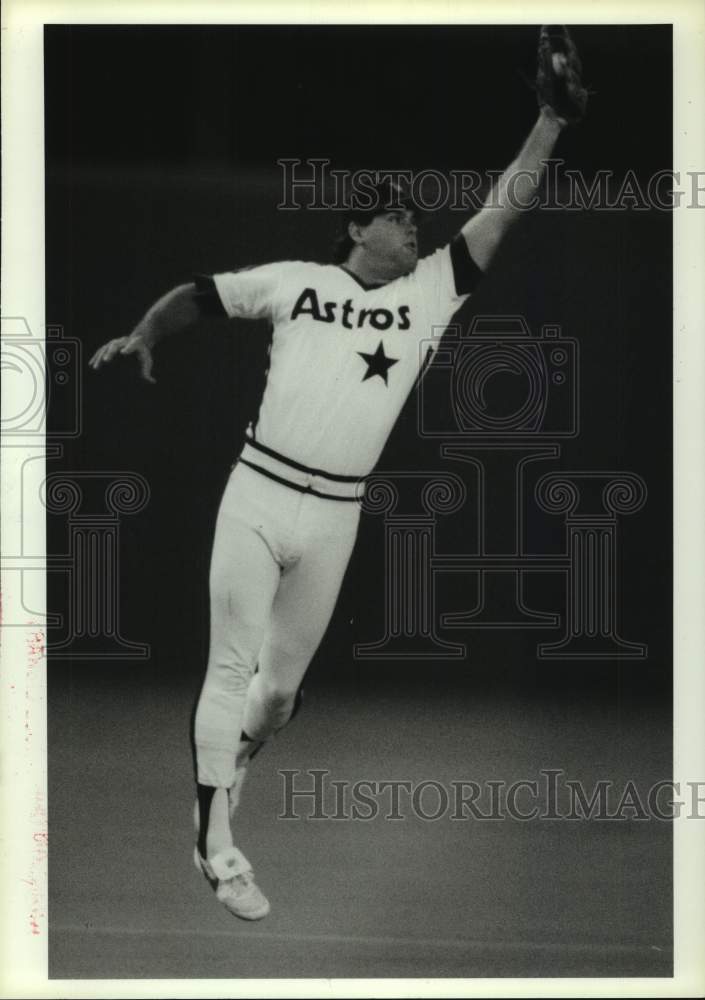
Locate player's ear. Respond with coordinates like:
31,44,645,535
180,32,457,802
348,220,365,247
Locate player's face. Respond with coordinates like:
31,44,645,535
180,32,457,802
358,209,419,276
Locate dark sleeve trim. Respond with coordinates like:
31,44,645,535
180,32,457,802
450,234,484,296
193,274,228,318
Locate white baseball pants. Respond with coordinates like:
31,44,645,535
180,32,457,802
194,458,361,788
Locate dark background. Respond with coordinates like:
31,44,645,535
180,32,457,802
45,25,673,978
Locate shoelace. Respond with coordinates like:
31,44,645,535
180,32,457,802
222,868,255,892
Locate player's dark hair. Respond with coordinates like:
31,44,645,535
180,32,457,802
330,178,418,264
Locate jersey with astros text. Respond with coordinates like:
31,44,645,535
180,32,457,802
203,239,480,477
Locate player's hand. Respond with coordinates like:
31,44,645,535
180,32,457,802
535,26,588,127
89,333,156,384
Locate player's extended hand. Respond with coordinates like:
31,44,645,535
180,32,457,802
89,333,156,384
536,25,588,127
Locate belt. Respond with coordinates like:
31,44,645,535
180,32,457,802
237,438,366,502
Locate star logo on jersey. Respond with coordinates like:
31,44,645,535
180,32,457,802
357,341,399,385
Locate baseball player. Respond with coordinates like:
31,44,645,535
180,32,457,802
90,27,587,921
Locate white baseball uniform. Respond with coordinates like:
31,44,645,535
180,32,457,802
194,237,481,788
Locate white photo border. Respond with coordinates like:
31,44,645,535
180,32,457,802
1,1,703,997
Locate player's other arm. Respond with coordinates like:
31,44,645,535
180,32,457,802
89,282,201,383
89,264,280,383
461,25,587,272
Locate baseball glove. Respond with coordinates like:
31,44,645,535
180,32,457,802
536,25,588,125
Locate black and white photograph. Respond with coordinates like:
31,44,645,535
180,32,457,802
2,1,704,995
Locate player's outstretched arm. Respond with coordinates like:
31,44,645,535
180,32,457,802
460,109,563,271
89,282,201,383
460,25,588,272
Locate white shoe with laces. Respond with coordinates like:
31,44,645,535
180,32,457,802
193,844,270,921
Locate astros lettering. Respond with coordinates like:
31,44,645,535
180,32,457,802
291,287,411,331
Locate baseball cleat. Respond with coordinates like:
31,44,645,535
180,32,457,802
193,844,270,920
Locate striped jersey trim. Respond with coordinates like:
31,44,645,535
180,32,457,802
245,434,364,482
238,440,365,501
238,459,363,502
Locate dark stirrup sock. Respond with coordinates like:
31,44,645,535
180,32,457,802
196,784,216,858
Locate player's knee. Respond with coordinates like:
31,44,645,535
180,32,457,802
205,655,256,696
258,674,300,711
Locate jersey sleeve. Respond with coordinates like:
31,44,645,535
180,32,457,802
449,234,485,296
412,237,483,320
199,262,290,321
409,238,483,361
